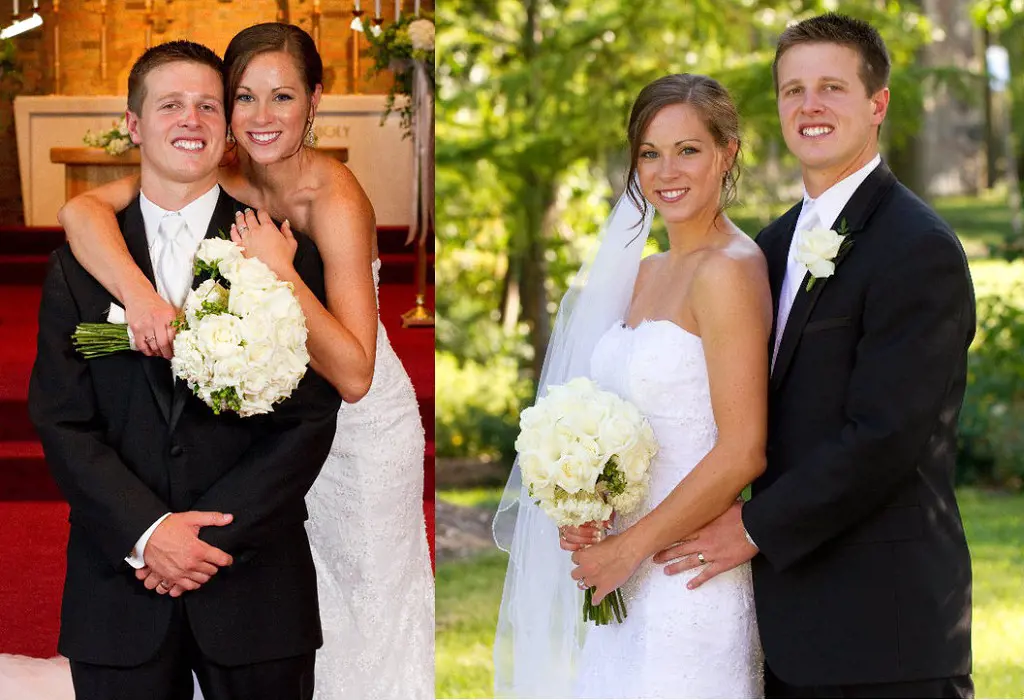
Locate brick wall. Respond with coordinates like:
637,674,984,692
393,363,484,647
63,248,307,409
0,0,432,223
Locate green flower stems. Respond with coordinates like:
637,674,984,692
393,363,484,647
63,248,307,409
72,323,132,359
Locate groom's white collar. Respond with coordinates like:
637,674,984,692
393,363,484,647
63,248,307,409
139,184,222,250
798,154,881,232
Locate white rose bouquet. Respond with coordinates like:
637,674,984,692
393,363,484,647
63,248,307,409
516,376,657,625
72,238,309,417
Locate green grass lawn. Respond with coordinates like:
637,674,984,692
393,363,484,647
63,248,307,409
436,488,1024,699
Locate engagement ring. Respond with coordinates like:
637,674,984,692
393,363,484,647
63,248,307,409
697,552,707,565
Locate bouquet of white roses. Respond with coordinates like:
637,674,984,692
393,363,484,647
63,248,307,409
73,238,309,417
515,376,657,625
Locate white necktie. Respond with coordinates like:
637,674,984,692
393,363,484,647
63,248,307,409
154,212,193,309
772,208,819,370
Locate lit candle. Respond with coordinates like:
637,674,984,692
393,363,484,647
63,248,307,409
354,0,360,10
395,0,400,20
414,0,420,14
374,0,381,18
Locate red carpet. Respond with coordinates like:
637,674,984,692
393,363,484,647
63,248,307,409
0,225,434,658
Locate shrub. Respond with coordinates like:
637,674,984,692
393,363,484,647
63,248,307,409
959,292,1024,490
436,352,533,462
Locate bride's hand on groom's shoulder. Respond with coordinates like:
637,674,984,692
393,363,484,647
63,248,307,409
653,501,757,590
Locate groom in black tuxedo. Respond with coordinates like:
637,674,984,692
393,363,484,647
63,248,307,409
662,13,975,699
29,41,340,700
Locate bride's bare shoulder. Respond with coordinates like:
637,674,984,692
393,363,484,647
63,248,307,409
692,234,769,299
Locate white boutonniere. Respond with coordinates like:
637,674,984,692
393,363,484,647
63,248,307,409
795,218,852,292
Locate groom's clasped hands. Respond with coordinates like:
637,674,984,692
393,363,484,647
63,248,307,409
135,511,235,598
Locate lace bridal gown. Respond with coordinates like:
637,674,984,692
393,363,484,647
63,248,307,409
305,258,434,699
573,318,763,699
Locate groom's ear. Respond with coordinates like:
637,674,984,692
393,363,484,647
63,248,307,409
125,110,142,146
870,87,890,126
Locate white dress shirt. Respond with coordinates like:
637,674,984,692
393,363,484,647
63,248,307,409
125,184,221,569
771,154,881,370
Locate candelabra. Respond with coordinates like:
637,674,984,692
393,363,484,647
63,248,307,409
99,0,108,82
349,8,365,94
52,0,61,93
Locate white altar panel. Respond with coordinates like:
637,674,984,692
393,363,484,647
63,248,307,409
14,94,413,227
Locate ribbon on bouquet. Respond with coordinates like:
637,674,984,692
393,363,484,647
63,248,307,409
405,58,434,246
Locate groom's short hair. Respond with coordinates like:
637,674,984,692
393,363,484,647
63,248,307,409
772,13,891,97
127,40,225,115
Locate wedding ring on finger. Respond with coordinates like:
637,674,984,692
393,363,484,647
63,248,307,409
144,336,157,345
237,225,249,234
697,552,707,565
157,580,170,591
577,578,587,590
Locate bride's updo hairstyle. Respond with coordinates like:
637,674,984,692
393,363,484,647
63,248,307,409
624,73,742,221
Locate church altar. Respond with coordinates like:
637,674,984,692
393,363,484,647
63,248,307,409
14,95,412,227
49,147,348,202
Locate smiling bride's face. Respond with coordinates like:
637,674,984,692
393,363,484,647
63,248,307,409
636,103,733,227
231,50,322,165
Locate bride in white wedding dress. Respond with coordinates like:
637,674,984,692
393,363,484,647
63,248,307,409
494,74,770,698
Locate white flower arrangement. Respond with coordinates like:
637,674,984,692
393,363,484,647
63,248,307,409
170,239,309,416
796,217,851,291
73,238,309,418
516,376,657,624
407,18,435,51
82,117,136,156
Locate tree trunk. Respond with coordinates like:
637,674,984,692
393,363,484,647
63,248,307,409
518,173,555,382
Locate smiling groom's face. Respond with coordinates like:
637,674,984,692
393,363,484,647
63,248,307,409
125,60,226,190
776,42,889,192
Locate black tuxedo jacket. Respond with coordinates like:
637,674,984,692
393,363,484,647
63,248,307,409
28,190,342,667
745,163,975,686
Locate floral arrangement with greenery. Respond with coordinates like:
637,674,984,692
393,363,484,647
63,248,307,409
365,13,435,134
83,116,136,156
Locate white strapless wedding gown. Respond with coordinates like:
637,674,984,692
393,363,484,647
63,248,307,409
0,260,434,700
573,319,763,699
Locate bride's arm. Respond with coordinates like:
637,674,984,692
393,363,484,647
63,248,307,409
571,250,771,600
58,175,178,358
234,163,377,403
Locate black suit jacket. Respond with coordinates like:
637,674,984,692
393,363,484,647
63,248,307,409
745,163,975,686
28,190,342,667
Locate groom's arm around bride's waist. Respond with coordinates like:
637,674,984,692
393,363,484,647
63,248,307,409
744,224,974,571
